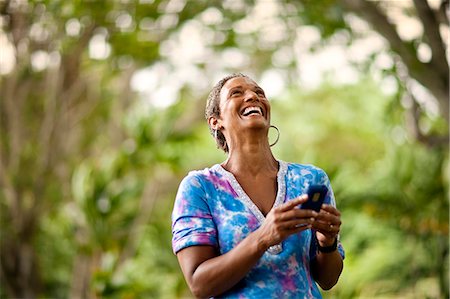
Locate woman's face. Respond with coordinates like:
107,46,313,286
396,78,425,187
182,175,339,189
217,76,271,134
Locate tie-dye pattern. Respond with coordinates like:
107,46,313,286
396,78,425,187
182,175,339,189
172,161,345,298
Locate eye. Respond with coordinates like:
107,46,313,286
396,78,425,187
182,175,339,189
230,90,242,96
256,89,265,97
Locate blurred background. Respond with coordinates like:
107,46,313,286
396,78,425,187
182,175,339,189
0,0,448,298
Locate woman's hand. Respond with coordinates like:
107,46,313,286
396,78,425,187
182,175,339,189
256,195,318,249
176,196,317,298
313,204,342,247
310,204,343,290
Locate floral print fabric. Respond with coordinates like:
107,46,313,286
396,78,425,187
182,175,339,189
172,161,344,298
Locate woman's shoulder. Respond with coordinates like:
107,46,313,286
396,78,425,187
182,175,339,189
285,161,328,177
179,164,221,187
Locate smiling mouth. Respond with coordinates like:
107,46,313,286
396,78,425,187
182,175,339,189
242,106,263,116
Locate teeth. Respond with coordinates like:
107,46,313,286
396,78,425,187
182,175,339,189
243,106,262,116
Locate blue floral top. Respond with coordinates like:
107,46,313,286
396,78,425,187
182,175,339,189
172,161,345,298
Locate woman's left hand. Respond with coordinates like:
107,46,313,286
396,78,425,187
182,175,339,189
313,204,341,247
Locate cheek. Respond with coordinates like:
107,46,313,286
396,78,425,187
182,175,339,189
220,101,240,117
264,101,271,116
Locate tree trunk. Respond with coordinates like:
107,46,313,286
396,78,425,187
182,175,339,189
340,0,449,124
0,233,41,298
69,253,94,299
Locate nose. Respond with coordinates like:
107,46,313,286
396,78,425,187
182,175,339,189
244,90,259,102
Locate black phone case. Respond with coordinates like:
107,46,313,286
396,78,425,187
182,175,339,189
301,185,328,212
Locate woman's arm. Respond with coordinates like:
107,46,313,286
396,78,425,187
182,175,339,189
176,195,317,298
311,249,343,290
311,204,344,290
176,230,266,298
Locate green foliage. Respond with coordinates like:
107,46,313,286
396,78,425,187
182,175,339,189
1,1,448,298
296,0,347,37
268,80,448,299
38,207,78,297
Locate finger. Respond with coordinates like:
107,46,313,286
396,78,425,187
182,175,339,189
315,215,340,228
316,210,341,224
314,219,341,230
287,222,314,234
314,219,341,235
279,195,308,212
313,221,340,234
291,208,318,219
280,217,315,230
290,224,312,234
278,208,317,222
320,204,341,216
313,220,341,232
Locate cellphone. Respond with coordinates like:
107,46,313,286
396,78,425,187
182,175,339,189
301,185,328,212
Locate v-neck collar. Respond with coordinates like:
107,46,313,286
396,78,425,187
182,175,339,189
215,160,288,224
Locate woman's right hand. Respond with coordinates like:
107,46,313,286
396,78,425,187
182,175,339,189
257,195,317,248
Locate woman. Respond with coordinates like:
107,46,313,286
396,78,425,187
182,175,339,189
171,73,344,298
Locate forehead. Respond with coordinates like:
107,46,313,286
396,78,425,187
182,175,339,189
220,77,261,97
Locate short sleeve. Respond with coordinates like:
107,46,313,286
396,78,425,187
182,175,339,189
171,173,218,254
309,168,345,260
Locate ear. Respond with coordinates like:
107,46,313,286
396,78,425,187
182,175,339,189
208,116,222,131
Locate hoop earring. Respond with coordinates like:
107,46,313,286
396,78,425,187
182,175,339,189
269,125,280,147
214,129,218,140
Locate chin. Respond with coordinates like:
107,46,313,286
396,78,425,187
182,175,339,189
246,121,270,130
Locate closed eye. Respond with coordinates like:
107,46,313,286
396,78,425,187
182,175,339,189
230,90,242,96
255,89,265,97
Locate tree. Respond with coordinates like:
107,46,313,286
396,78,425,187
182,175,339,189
296,0,449,146
0,1,228,297
1,0,447,298
341,0,449,122
0,0,176,297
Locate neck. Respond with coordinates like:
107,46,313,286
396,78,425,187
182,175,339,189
221,135,278,176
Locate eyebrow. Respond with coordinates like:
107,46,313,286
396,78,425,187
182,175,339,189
229,86,243,91
227,85,265,96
